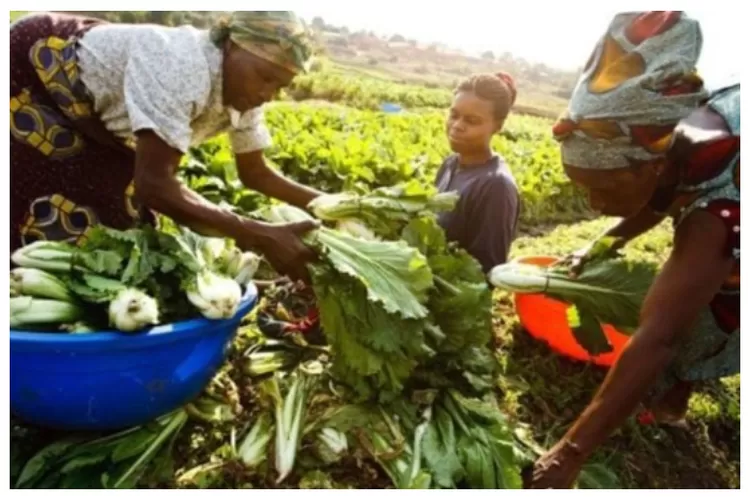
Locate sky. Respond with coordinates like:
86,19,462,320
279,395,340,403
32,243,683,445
14,1,741,87
290,0,740,88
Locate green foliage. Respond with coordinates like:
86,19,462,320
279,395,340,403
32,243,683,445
186,103,590,226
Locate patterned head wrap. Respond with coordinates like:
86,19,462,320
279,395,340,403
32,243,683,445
210,11,314,74
553,11,709,170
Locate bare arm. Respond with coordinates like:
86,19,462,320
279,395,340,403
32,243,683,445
133,132,318,281
236,150,324,209
133,131,271,243
530,210,734,488
564,207,666,272
600,206,665,246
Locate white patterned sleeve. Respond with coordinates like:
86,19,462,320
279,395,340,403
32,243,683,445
123,30,210,153
229,107,273,154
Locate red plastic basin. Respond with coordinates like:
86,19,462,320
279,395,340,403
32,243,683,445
512,256,630,367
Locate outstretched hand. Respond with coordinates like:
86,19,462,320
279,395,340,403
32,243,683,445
237,220,319,283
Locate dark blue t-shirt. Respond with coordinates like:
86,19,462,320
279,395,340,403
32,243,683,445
434,154,520,273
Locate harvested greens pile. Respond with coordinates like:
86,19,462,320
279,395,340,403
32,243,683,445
13,182,620,489
10,225,261,333
240,181,523,488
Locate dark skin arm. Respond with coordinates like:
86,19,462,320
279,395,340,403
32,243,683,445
599,206,666,244
563,207,665,272
530,210,735,488
236,150,323,209
133,132,317,281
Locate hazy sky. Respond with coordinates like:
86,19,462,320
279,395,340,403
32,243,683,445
290,0,739,87
18,1,740,87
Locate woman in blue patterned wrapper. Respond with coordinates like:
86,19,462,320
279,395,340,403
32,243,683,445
527,11,739,488
10,11,323,282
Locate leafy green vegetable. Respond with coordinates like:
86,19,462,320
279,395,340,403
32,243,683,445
10,296,84,328
567,305,613,355
309,181,458,238
489,256,658,354
260,203,433,319
237,413,274,468
14,410,188,489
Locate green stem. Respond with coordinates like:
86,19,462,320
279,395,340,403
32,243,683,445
112,410,188,488
435,276,461,295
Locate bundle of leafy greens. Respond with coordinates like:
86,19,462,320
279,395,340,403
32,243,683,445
15,409,189,489
246,182,520,488
308,180,459,238
9,225,261,333
488,237,659,355
259,203,435,401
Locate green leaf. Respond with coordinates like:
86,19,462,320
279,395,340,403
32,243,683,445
59,467,108,489
422,406,463,488
578,462,621,489
567,305,613,355
111,428,157,463
316,228,433,320
16,438,82,488
60,453,110,473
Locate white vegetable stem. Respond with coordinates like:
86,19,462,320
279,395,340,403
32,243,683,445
186,270,242,320
11,240,76,272
10,296,83,328
274,373,314,483
233,252,262,286
237,413,274,468
488,263,550,293
108,289,160,332
10,268,74,302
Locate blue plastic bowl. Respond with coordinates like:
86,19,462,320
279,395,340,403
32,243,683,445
10,284,258,431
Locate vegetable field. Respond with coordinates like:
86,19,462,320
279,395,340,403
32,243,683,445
186,102,593,228
10,100,739,489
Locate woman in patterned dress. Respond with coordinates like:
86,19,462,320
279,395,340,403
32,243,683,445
528,11,740,488
10,11,322,281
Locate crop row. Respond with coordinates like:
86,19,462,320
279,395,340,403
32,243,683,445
187,103,592,226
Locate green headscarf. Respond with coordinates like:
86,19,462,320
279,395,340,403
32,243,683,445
211,11,314,74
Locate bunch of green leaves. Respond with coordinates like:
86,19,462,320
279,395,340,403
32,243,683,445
492,236,658,355
178,145,265,214
309,180,458,238
15,410,188,489
421,391,521,489
258,203,435,401
297,186,499,396
65,225,203,324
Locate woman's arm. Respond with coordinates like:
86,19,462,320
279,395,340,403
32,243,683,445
597,206,666,247
236,150,324,209
530,209,735,488
133,131,318,282
563,207,666,273
135,132,263,240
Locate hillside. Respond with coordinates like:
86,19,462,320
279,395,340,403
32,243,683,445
11,10,574,116
312,19,577,115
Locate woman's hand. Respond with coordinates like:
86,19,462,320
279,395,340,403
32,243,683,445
526,440,588,489
237,220,319,283
553,244,594,277
553,236,625,277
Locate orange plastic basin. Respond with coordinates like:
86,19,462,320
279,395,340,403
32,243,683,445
512,256,630,367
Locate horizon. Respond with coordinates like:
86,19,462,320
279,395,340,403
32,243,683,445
13,1,741,88
292,1,739,88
